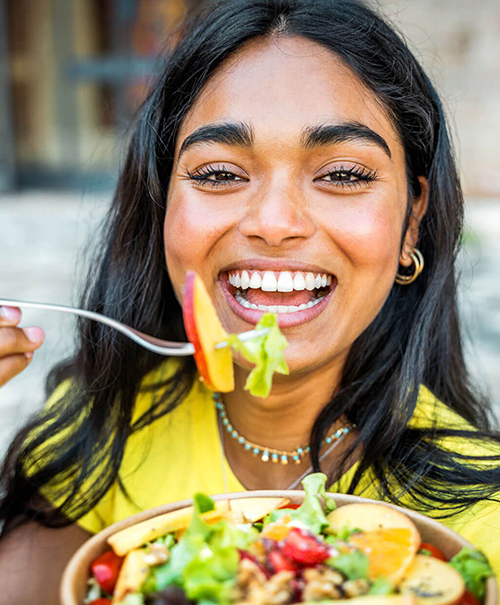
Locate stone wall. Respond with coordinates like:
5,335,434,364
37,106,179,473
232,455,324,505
378,0,500,196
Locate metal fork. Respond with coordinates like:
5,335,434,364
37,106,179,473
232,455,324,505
0,299,269,356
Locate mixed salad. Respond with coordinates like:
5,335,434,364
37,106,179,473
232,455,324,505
84,474,494,605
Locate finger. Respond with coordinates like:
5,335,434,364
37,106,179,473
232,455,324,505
0,306,22,327
0,326,45,357
0,352,34,388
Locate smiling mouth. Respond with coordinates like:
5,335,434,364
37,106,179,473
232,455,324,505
223,269,334,314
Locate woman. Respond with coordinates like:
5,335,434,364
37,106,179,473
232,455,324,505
1,0,499,602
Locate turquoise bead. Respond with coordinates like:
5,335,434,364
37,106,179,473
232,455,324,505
231,430,239,438
238,436,245,444
280,455,288,464
226,425,232,432
244,443,252,450
297,447,304,454
325,437,332,444
222,418,229,426
253,447,260,455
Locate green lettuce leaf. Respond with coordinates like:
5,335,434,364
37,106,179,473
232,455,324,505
327,550,369,580
368,577,394,595
227,313,289,398
182,541,238,604
266,472,335,534
143,493,217,592
143,493,256,602
449,547,494,600
121,594,145,605
181,514,257,603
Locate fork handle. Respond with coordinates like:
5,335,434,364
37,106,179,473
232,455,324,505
0,298,195,356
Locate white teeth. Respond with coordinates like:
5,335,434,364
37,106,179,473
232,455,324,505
234,291,327,313
249,272,262,289
230,270,332,292
261,271,277,292
277,271,294,292
305,272,315,291
293,272,306,291
241,270,250,289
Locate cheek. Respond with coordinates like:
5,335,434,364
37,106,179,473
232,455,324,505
325,200,404,284
163,191,233,299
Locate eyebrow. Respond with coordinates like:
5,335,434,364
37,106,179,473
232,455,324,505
178,120,392,159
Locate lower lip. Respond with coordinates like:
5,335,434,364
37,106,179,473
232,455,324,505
220,279,336,328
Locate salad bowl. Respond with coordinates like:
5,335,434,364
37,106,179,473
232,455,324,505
61,490,498,605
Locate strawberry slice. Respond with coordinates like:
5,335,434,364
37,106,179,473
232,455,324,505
268,550,299,574
281,527,330,565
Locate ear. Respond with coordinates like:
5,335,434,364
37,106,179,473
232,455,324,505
400,176,428,267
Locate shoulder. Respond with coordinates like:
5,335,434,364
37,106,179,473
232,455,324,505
410,385,500,458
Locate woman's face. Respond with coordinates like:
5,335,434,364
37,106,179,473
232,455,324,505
165,35,425,374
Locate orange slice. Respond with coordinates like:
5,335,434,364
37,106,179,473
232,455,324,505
349,527,419,584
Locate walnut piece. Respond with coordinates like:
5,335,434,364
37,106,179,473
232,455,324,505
302,567,344,601
343,578,370,598
233,559,294,605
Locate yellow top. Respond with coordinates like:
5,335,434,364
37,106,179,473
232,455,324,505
46,363,500,577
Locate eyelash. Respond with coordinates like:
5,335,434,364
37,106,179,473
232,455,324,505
186,164,378,190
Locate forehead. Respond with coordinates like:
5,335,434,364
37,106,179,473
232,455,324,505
175,35,402,157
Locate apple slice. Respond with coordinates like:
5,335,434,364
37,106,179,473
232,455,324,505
112,548,149,603
183,270,234,392
326,502,421,546
227,496,290,522
400,555,465,605
107,500,230,556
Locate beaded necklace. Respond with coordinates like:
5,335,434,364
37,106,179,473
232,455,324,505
213,392,356,466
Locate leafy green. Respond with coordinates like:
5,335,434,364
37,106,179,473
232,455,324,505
266,473,335,534
335,525,362,541
143,493,217,592
228,313,289,398
368,577,394,595
418,548,432,557
149,533,175,550
143,493,257,603
121,594,145,605
182,541,239,603
327,550,369,580
449,547,494,600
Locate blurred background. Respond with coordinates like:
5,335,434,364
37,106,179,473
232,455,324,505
0,0,499,454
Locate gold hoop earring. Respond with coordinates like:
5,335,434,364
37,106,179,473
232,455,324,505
395,248,424,285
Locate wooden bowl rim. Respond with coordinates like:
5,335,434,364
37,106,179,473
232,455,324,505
61,490,498,605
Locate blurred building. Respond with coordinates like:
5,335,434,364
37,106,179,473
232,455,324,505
0,0,499,194
0,0,195,191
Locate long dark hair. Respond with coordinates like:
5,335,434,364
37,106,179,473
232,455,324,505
2,0,500,531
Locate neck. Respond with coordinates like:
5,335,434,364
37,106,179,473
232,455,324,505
219,358,353,490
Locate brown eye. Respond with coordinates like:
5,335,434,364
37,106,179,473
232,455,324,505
186,165,246,189
317,166,378,189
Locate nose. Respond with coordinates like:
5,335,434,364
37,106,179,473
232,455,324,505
238,177,316,247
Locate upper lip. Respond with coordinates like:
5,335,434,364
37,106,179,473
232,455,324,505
219,258,333,275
